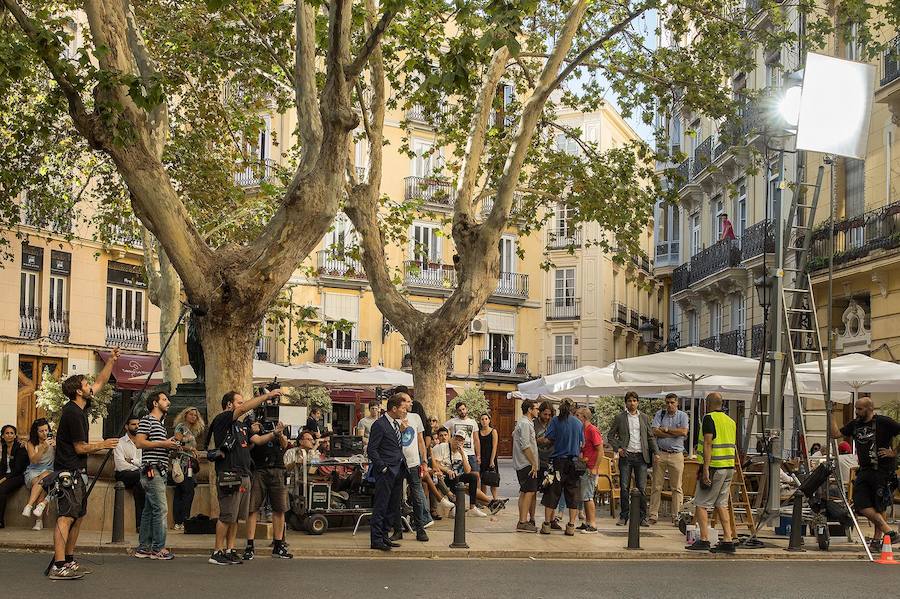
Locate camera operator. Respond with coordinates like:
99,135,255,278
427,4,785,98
243,418,293,560
206,388,281,566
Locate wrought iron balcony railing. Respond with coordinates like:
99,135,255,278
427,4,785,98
20,306,41,340
546,356,577,375
315,339,372,366
479,350,529,376
741,219,775,261
106,319,148,350
404,176,455,208
545,298,581,320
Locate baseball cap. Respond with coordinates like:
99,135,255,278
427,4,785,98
838,441,851,454
452,431,466,438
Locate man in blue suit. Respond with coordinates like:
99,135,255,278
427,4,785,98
367,394,408,551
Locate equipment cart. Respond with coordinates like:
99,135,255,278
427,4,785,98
285,452,373,535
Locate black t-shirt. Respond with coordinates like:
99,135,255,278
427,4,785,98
250,429,285,469
840,415,900,471
209,411,252,475
55,400,89,471
306,417,320,435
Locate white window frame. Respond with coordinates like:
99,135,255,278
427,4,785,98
410,138,442,177
711,196,724,243
409,222,442,264
690,212,701,256
49,275,67,321
688,311,699,346
554,334,574,361
735,179,747,238
731,293,746,332
106,285,144,331
486,332,513,372
326,213,356,255
20,271,39,314
710,301,722,338
324,320,357,362
553,268,576,306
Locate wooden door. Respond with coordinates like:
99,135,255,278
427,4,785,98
486,390,515,457
17,356,63,433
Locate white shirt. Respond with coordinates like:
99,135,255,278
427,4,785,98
626,412,642,453
443,417,477,456
400,412,424,466
357,416,377,443
113,434,141,472
432,442,464,473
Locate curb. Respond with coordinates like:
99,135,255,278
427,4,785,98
0,542,868,561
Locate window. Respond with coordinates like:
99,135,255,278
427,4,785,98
554,268,576,306
324,321,356,362
886,128,894,203
764,50,781,89
710,301,722,338
672,208,681,242
735,179,747,238
487,333,512,372
411,139,442,177
49,276,66,321
690,212,701,256
498,236,516,274
554,132,581,156
555,203,574,239
327,214,356,255
688,311,699,346
731,293,746,331
846,158,866,248
846,22,861,61
20,271,39,317
711,195,724,243
671,118,682,154
767,158,782,219
554,334,574,361
410,222,442,264
354,130,369,178
106,286,144,331
688,118,700,154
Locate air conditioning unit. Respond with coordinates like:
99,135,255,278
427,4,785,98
470,317,488,335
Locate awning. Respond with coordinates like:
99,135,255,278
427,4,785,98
96,351,161,390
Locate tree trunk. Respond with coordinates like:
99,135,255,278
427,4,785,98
409,338,450,421
156,248,183,392
199,318,257,420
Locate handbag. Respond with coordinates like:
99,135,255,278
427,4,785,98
217,470,242,495
481,467,500,487
170,457,185,484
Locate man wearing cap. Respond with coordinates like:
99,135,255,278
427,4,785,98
687,393,737,554
431,430,500,517
649,393,689,525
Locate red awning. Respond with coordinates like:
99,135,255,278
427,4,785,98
96,351,162,390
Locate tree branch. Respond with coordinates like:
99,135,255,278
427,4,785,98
294,0,323,172
237,10,296,90
344,4,402,80
123,0,167,159
543,119,602,162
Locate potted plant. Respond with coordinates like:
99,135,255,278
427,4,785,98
515,361,527,375
357,350,370,365
480,358,492,373
314,347,328,363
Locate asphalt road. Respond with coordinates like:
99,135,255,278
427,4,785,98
3,552,895,598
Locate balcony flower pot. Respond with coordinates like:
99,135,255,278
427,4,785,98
357,351,370,365
402,354,412,369
314,348,328,364
480,359,492,373
515,362,527,375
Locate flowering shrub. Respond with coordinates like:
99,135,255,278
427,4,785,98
281,385,332,415
447,385,489,421
35,371,114,425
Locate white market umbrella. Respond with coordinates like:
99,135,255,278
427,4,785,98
349,365,415,387
613,347,762,454
283,362,360,386
797,353,900,394
126,360,305,385
517,365,605,396
521,364,686,399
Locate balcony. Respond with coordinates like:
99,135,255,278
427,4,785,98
109,224,144,249
20,200,73,235
405,102,450,127
546,229,582,250
693,136,712,179
479,193,525,221
750,323,766,358
808,201,900,272
673,158,692,192
699,335,719,351
880,34,900,87
49,310,69,343
255,336,272,361
546,356,577,375
612,301,628,327
741,219,775,262
629,309,640,330
403,261,457,296
672,263,690,294
314,339,372,366
316,250,368,288
106,319,148,350
546,298,581,321
401,343,453,372
690,238,742,284
404,176,455,210
235,158,276,188
492,272,529,304
719,329,746,356
20,306,41,340
478,350,529,377
667,324,683,350
654,240,681,271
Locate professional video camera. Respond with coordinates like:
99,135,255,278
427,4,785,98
248,380,284,434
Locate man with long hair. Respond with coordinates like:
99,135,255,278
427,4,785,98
47,349,121,580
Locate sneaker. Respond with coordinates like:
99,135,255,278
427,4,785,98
640,519,651,527
48,564,83,581
151,549,174,560
550,520,563,530
133,548,153,559
32,500,47,518
242,546,255,561
887,530,900,545
565,523,576,536
416,529,429,542
440,497,455,511
648,518,658,525
686,540,711,551
32,520,43,531
226,549,243,564
469,506,488,518
65,561,92,575
272,543,294,559
616,519,627,526
22,504,33,518
540,522,552,535
423,519,434,529
208,550,230,566
710,541,737,554
516,522,538,533
576,522,588,531
488,501,503,515
529,519,536,526
173,524,183,531
580,525,598,534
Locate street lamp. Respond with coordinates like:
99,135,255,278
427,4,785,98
639,321,657,351
754,275,774,309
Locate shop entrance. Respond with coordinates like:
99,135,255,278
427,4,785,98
17,356,63,433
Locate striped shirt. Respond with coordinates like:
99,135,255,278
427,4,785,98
137,414,169,467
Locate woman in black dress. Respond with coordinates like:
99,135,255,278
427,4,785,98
477,414,499,501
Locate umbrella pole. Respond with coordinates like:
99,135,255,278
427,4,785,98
688,378,696,457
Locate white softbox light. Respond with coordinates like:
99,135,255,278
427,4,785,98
795,53,875,160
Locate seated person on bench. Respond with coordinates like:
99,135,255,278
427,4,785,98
431,428,503,517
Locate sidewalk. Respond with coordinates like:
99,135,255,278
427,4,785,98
0,505,871,561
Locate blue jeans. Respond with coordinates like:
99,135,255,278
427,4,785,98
618,452,648,522
139,468,168,552
395,466,431,532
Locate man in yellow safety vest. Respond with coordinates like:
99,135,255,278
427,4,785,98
686,392,737,554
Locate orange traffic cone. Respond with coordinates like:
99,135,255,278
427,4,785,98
875,534,900,565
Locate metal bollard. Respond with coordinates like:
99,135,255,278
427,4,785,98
626,488,642,550
449,482,469,549
785,493,806,552
112,481,125,543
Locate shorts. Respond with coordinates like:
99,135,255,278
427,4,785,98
852,468,894,513
580,472,598,503
217,475,251,524
467,454,479,473
516,465,540,493
694,468,733,509
51,470,89,519
249,467,289,513
25,465,52,488
541,458,581,509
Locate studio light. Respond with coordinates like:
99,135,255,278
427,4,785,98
778,84,802,128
